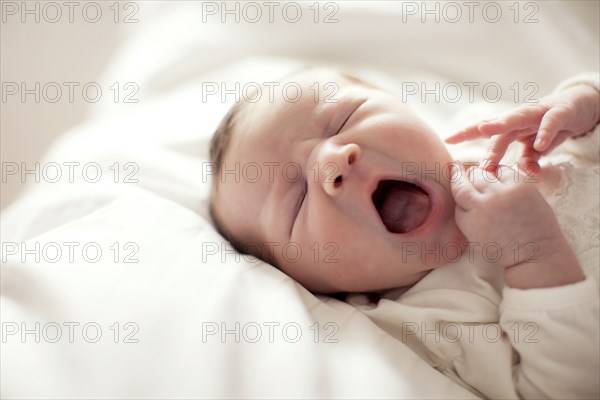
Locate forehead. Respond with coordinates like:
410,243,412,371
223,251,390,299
213,69,356,244
242,68,352,128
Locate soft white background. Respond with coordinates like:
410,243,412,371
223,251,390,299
1,1,598,398
2,0,598,208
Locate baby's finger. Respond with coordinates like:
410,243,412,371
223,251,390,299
517,147,541,175
445,123,487,144
478,104,546,136
538,130,572,155
450,164,479,210
534,106,569,151
479,133,516,171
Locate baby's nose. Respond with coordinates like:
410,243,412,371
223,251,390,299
318,142,361,197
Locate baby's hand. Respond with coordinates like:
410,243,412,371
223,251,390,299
446,84,600,173
451,164,585,289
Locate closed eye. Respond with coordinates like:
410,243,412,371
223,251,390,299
335,112,353,135
291,181,307,235
334,100,365,136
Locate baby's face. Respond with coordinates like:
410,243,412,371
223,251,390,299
213,69,466,293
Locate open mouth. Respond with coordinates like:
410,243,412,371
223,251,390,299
372,180,432,234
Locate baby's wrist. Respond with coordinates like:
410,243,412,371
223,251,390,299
503,240,585,290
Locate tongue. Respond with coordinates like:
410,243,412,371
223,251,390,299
380,183,431,233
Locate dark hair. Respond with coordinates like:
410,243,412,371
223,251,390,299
207,99,254,256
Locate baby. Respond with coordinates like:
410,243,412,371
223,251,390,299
209,67,599,398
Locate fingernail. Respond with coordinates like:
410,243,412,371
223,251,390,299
534,138,544,148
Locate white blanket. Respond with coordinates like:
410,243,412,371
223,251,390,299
2,1,598,398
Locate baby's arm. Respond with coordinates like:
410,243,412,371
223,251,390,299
451,165,599,398
446,73,600,172
446,74,600,397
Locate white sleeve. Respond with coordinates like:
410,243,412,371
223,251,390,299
499,277,600,399
554,72,600,94
550,72,600,162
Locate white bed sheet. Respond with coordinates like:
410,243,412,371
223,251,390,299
2,1,598,398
